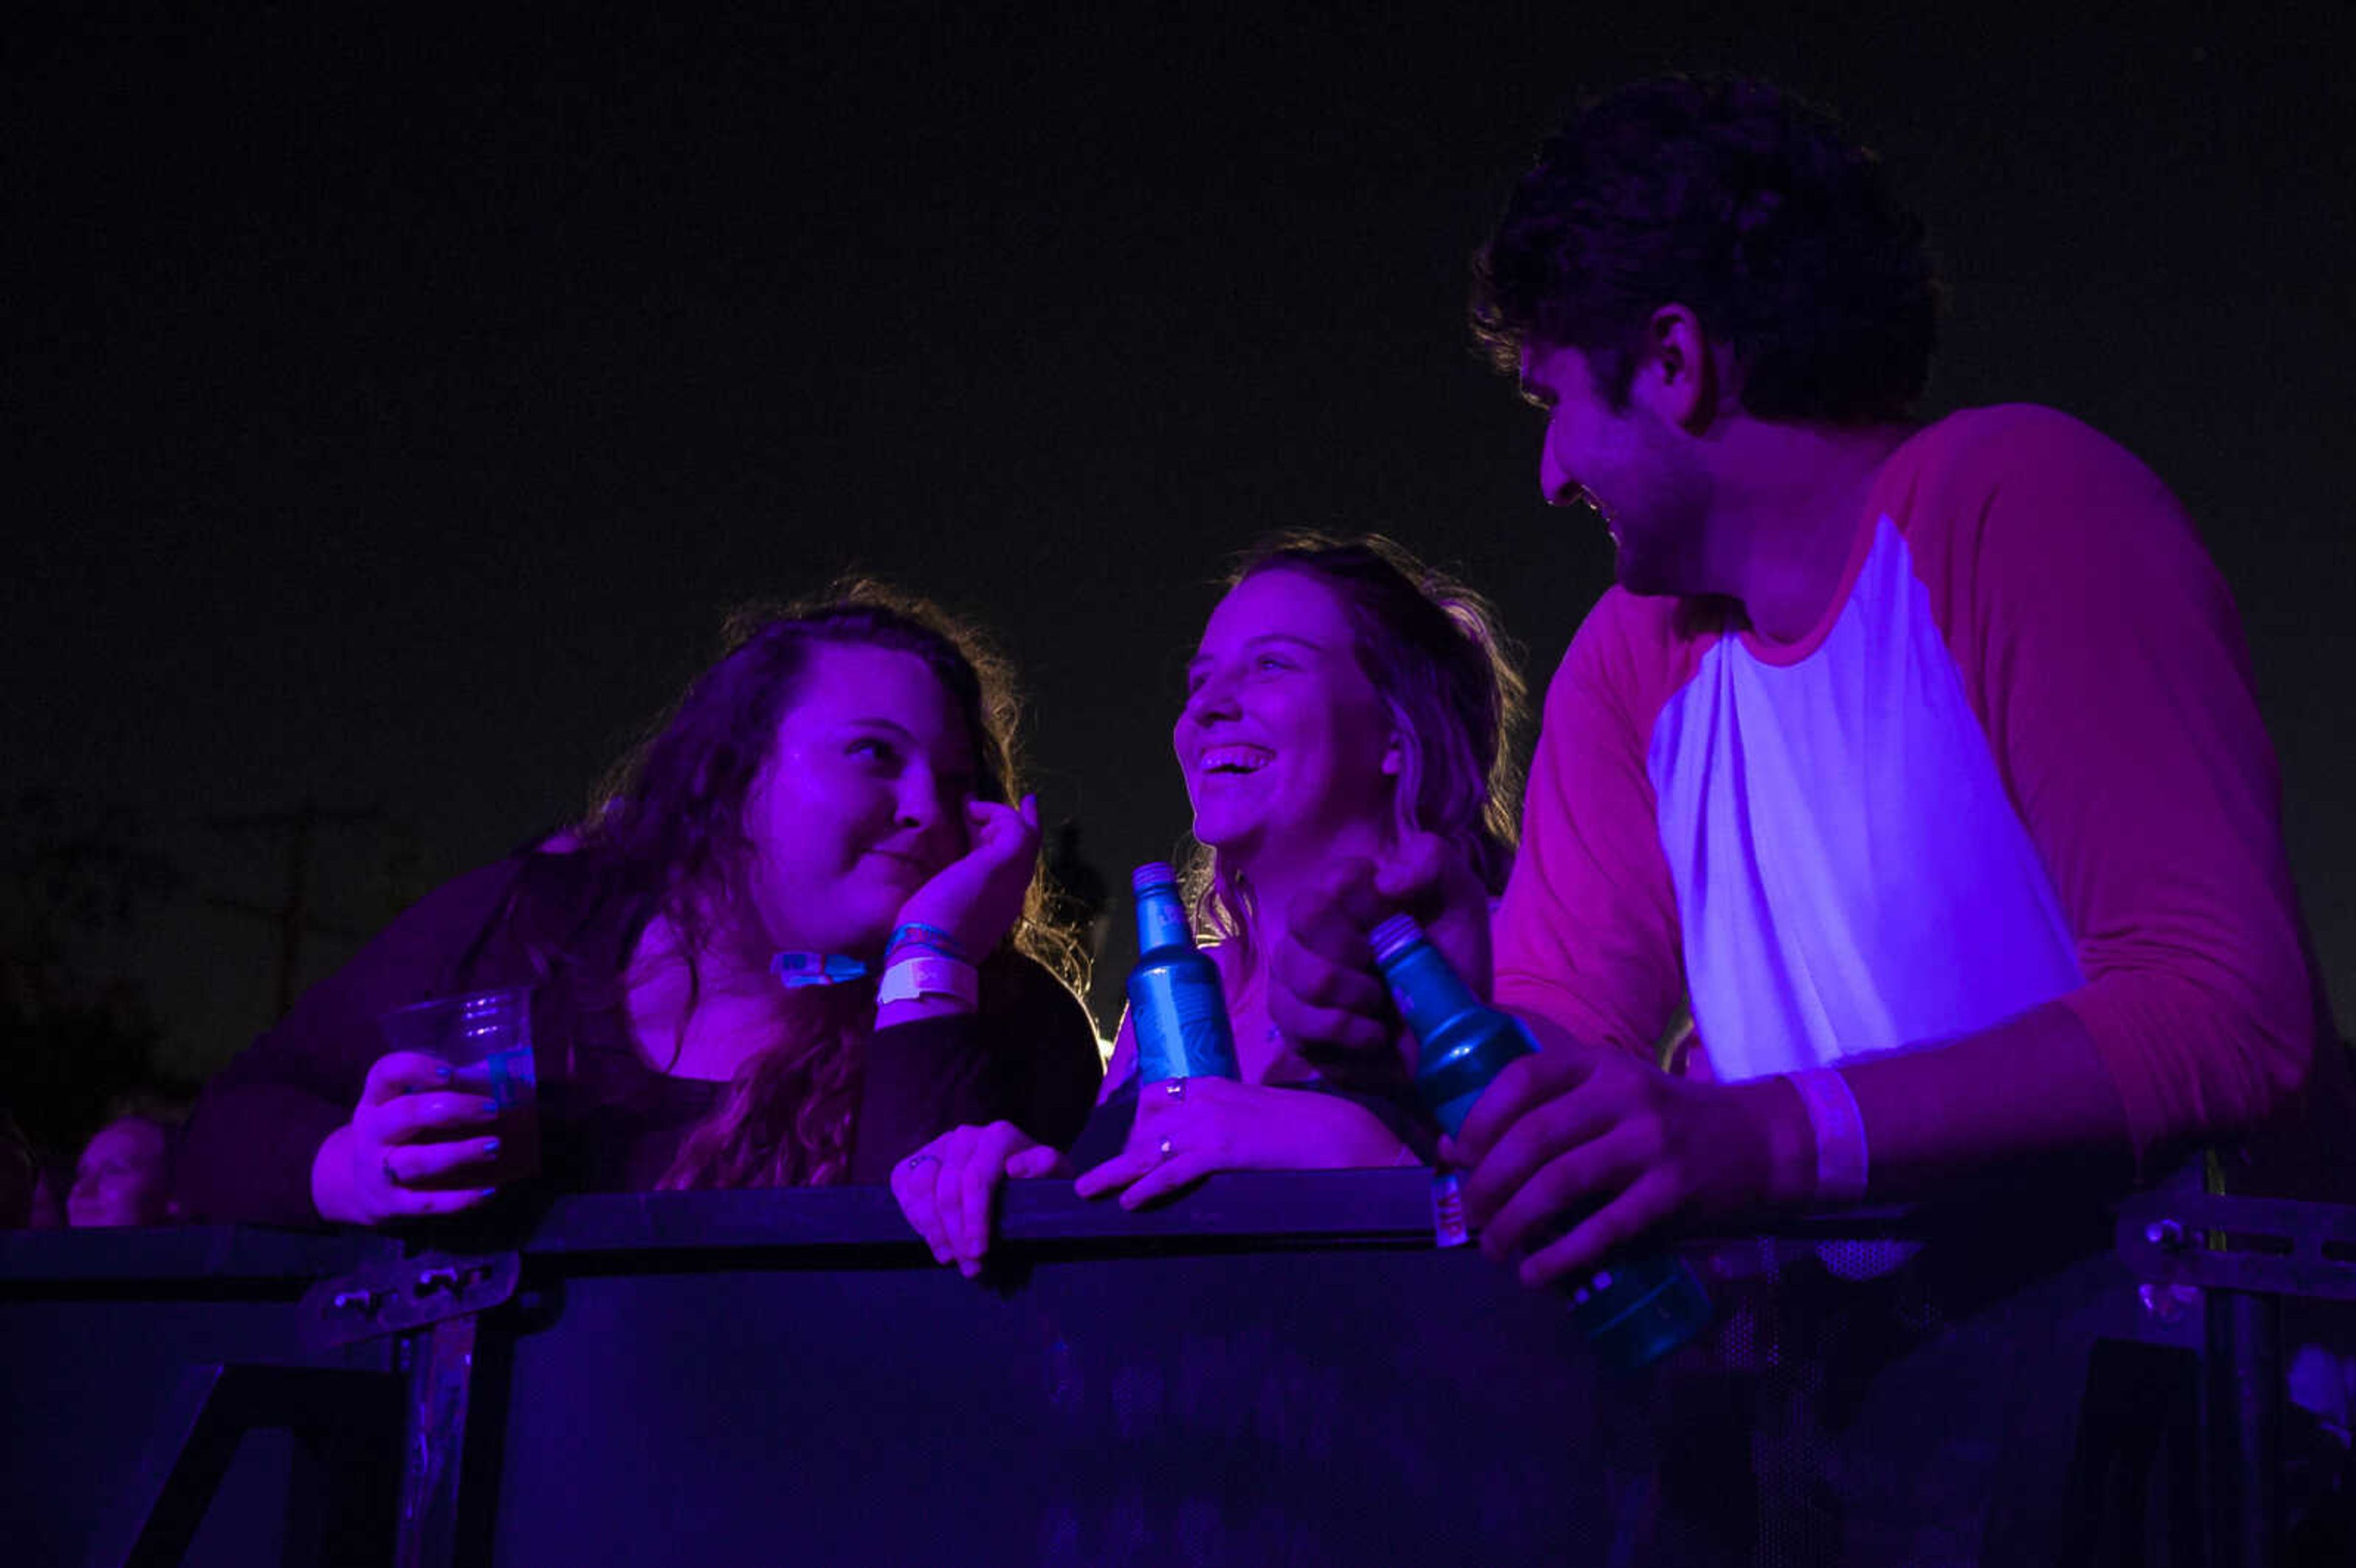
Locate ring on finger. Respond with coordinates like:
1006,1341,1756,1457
1164,1078,1186,1102
1157,1137,1174,1164
904,1152,941,1174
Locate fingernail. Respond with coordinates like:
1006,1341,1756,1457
475,1098,502,1120
480,1137,502,1156
436,1064,455,1082
959,1259,980,1278
479,1188,501,1199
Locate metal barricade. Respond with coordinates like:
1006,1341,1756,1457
6,1175,2351,1566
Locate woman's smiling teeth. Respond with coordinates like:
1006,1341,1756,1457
1202,744,1274,776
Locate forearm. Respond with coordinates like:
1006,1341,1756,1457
1272,1091,1420,1169
875,996,971,1028
853,1013,996,1178
1515,1001,2136,1220
1830,1001,2135,1203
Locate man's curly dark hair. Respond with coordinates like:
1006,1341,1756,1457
1472,76,1942,423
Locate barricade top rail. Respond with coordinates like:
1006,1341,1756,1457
0,1169,2104,1288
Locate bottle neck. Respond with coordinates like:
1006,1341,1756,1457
1134,887,1196,956
1376,938,1482,1040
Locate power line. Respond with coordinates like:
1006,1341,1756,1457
204,799,385,1020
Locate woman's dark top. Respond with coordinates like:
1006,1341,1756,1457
179,848,1103,1224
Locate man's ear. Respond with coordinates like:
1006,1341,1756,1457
1633,304,1717,431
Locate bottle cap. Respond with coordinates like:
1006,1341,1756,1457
1133,861,1179,894
1369,912,1425,963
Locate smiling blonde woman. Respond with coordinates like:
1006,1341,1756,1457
894,535,1526,1275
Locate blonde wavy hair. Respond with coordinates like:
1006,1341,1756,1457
1184,534,1529,972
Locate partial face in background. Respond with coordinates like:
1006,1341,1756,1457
1522,341,1712,598
738,642,978,959
1176,569,1399,864
68,1118,175,1228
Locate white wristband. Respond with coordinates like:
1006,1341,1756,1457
876,951,979,1010
1788,1067,1869,1206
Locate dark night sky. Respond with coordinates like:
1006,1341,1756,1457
7,4,2352,1072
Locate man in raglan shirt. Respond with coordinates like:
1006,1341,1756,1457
1271,75,2351,1291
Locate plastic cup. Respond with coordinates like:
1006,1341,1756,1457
376,986,541,1184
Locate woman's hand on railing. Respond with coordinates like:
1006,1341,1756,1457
891,1120,1068,1277
309,1051,506,1225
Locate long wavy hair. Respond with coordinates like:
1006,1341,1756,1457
1183,535,1528,972
576,582,1079,1188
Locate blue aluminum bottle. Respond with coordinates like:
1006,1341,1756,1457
1127,863,1240,1082
1371,913,1712,1372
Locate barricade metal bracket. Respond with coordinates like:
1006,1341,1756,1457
299,1248,522,1350
2116,1189,2356,1303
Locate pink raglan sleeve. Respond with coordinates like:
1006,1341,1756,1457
1922,407,2316,1166
1493,594,1689,1059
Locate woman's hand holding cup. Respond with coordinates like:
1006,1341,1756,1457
310,1051,507,1224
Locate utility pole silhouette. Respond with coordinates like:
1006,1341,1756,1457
205,799,385,1019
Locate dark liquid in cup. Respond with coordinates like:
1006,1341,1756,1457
448,1049,542,1183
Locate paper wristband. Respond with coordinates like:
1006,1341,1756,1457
876,952,979,1009
1788,1067,1869,1206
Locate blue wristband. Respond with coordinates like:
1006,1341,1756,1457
886,921,968,963
772,951,870,989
